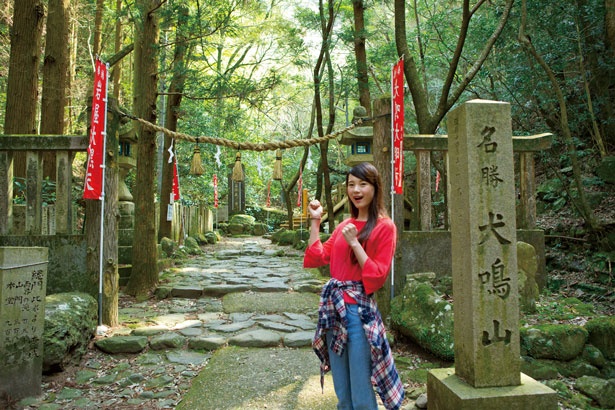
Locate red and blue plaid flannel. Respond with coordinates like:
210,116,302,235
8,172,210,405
313,279,405,410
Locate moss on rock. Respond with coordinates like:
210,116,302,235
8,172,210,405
520,324,588,361
390,281,454,361
585,316,615,360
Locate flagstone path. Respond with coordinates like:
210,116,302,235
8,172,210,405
20,237,377,409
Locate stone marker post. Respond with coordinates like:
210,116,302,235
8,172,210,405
0,247,48,401
428,100,556,409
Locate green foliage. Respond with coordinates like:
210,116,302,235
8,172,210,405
13,177,57,205
528,295,595,323
537,177,568,212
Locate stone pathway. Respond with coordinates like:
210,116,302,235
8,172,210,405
18,237,345,409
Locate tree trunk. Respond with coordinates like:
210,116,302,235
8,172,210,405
352,0,371,117
5,0,44,176
394,0,513,133
66,3,78,133
93,0,105,57
314,0,336,230
112,0,123,101
103,99,120,326
125,0,161,298
372,96,400,319
159,5,189,241
41,0,70,179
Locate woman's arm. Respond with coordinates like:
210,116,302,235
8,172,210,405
360,219,397,294
307,200,323,246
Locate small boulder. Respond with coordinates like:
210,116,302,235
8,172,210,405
517,241,539,314
43,292,98,373
160,237,178,257
230,214,256,226
204,231,219,244
253,223,268,236
575,376,615,408
585,316,615,360
583,344,607,368
95,336,148,354
390,279,454,361
150,332,186,350
228,223,245,235
520,324,588,361
184,236,201,255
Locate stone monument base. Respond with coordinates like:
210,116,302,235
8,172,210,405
427,368,557,410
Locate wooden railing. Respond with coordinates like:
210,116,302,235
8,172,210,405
0,136,88,235
403,133,552,231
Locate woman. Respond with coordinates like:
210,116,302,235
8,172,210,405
304,162,404,410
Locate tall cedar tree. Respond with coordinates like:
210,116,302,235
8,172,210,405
125,0,161,298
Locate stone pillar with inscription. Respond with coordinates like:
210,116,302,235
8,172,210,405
427,100,556,409
0,247,48,401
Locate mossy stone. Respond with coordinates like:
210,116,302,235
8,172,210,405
585,316,615,360
520,324,588,361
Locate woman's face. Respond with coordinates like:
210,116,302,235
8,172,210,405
347,173,375,214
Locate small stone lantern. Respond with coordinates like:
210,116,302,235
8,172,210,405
340,106,373,166
118,126,137,201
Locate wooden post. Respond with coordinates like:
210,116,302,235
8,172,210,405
55,150,72,234
25,151,42,235
518,152,536,229
416,141,432,231
0,152,12,235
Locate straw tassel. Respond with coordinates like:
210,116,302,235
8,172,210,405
232,151,244,181
273,149,283,180
190,143,205,175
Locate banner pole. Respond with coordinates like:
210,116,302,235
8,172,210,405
97,62,110,327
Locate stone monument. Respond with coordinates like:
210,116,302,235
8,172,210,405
427,100,557,408
0,247,48,401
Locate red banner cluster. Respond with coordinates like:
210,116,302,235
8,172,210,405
83,59,108,200
266,180,271,208
213,174,219,208
392,58,404,194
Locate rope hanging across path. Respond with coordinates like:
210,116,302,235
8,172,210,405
117,109,376,152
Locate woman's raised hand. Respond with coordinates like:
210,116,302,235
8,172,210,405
308,200,323,220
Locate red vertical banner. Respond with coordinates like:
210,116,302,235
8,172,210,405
172,158,180,201
296,169,303,208
392,58,404,194
266,180,271,207
83,59,108,200
213,174,219,208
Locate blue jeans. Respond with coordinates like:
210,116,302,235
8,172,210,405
327,303,378,410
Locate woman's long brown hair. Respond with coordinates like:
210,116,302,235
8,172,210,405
346,162,388,247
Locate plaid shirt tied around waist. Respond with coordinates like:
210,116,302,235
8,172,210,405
312,279,405,410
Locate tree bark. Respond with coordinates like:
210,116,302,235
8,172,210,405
125,0,161,298
93,0,105,57
159,5,189,241
314,0,336,230
352,0,371,117
103,99,120,326
112,0,123,101
5,0,44,176
41,0,70,178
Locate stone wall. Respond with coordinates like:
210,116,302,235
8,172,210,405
0,235,90,296
396,229,546,297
